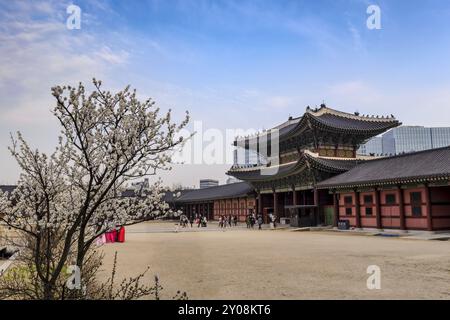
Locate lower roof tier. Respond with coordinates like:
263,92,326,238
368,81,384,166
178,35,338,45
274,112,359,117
227,151,364,182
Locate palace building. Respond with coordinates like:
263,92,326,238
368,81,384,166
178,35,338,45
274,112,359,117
172,105,450,231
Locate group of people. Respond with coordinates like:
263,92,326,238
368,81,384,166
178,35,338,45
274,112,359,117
246,212,277,230
178,212,277,230
179,214,208,228
218,215,238,228
246,213,263,229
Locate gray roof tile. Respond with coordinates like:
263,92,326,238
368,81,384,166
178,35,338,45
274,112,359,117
317,147,450,188
175,182,254,203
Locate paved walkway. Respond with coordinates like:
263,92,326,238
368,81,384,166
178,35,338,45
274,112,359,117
127,221,291,234
322,227,450,241
101,224,450,299
128,221,450,241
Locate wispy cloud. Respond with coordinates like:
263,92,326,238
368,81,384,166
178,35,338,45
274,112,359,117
0,0,131,125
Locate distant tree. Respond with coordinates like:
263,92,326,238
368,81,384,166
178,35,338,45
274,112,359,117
0,79,189,299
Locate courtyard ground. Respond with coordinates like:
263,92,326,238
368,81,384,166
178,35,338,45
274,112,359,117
99,221,450,300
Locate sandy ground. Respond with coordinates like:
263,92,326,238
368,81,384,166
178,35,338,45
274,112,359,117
99,222,450,299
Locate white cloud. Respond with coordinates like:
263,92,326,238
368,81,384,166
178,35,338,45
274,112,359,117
0,1,130,126
95,46,129,65
328,81,382,104
0,0,133,183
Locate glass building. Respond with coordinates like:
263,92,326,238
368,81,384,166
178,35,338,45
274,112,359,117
431,127,450,148
357,136,383,156
358,126,450,156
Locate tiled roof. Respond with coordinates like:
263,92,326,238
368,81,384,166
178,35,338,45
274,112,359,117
0,185,16,195
174,182,254,203
121,189,137,198
235,105,400,143
316,147,450,189
228,152,361,181
282,106,400,140
163,189,192,203
306,154,362,172
310,112,399,132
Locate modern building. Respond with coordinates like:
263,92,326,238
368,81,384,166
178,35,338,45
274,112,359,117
199,179,219,189
357,136,383,156
430,127,450,148
359,126,450,156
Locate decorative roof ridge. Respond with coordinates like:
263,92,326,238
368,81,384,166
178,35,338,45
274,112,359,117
306,105,398,123
317,173,450,189
303,149,374,161
182,181,250,193
273,116,302,130
229,160,296,173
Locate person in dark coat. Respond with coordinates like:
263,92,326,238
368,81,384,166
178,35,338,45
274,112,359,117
258,215,263,230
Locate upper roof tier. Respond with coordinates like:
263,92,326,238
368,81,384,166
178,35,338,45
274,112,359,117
234,104,401,145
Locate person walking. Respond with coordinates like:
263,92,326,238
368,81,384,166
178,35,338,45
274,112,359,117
228,215,232,227
189,216,194,228
233,215,238,227
258,215,263,230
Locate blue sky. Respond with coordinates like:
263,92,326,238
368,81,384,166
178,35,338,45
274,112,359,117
1,0,450,186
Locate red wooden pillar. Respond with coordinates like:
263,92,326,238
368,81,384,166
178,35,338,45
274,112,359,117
398,185,406,230
375,188,382,229
354,189,361,228
333,191,339,228
425,184,433,231
314,188,320,225
273,188,278,219
257,190,262,216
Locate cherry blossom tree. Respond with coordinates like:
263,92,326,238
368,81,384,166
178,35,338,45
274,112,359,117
0,79,189,299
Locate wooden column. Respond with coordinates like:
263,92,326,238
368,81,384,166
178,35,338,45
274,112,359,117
398,185,406,230
354,189,361,229
273,189,278,219
292,185,297,206
314,188,320,225
257,191,262,215
425,184,433,231
375,188,382,230
333,191,339,228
